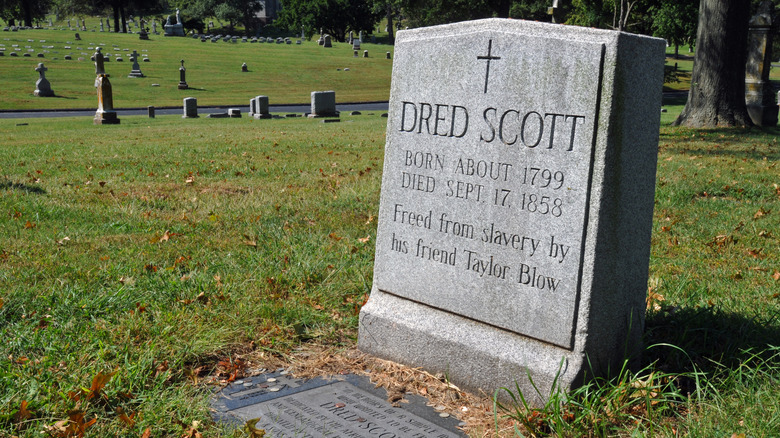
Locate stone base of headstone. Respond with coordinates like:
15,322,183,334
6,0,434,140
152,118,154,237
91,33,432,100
253,113,272,119
178,81,188,90
128,69,144,78
164,24,185,36
34,78,54,97
94,111,120,124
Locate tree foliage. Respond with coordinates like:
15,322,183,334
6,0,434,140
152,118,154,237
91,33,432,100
277,0,381,42
0,0,49,27
651,0,698,52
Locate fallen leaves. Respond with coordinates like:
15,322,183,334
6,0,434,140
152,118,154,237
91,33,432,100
45,410,96,438
68,370,117,403
244,418,266,437
753,207,770,219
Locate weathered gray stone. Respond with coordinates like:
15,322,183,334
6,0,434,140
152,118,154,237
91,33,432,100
308,91,338,118
33,63,54,97
228,108,242,118
358,18,665,405
183,97,198,118
252,95,271,119
128,50,144,78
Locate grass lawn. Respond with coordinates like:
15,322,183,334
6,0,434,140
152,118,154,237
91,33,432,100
1,102,779,436
0,28,393,110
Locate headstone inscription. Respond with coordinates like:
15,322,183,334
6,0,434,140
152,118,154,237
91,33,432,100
33,63,55,97
358,18,665,403
745,1,778,126
213,371,464,437
93,48,120,125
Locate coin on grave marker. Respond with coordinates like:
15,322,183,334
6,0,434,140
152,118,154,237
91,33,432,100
269,386,281,392
267,378,277,383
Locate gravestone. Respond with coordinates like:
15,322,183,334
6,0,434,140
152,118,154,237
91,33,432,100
241,62,248,72
386,51,391,59
308,91,338,118
228,108,242,118
745,1,778,126
93,48,120,125
358,18,665,404
323,35,332,48
252,95,271,119
33,63,55,97
363,50,368,57
128,50,145,77
183,97,198,118
178,59,189,89
75,33,81,40
100,20,104,32
213,370,464,437
164,9,185,36
148,105,155,118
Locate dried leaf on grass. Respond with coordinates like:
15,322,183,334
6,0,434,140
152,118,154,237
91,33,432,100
244,418,266,437
68,370,117,402
12,400,32,427
45,410,96,438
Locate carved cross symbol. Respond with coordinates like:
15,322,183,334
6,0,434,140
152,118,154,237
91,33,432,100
477,39,501,94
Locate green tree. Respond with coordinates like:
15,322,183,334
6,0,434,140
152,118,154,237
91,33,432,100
277,0,381,42
0,0,49,27
651,0,698,57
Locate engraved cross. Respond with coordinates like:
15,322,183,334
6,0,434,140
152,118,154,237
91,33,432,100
477,39,501,94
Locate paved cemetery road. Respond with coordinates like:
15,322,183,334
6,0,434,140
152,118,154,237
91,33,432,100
0,102,389,119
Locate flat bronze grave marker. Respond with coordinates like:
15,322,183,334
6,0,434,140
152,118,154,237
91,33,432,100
213,371,464,438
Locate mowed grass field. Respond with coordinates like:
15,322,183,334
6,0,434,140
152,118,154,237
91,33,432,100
0,27,393,110
1,99,779,436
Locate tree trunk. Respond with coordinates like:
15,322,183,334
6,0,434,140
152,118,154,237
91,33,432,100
120,4,127,33
386,2,394,43
22,1,32,27
673,0,752,127
113,5,120,33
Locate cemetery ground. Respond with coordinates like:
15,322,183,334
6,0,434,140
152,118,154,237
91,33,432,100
1,101,779,437
0,28,392,111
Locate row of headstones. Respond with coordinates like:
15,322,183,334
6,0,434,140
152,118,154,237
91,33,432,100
179,91,340,119
195,34,300,45
32,48,146,96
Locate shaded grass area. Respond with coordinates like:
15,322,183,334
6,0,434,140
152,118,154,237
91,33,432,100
0,114,384,436
497,125,780,436
1,114,779,437
0,28,393,110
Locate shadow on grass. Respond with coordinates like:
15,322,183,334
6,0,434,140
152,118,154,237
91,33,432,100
52,95,77,100
0,181,47,194
644,306,780,378
660,126,780,160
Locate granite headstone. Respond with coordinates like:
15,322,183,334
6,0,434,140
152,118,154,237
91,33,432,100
358,18,665,404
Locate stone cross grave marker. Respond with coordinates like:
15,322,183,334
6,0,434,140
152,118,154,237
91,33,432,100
358,18,665,403
128,50,144,77
34,62,54,97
